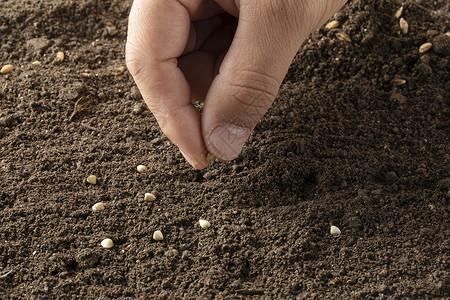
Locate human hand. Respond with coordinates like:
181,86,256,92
126,0,347,169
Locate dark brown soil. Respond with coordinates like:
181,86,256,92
1,0,449,298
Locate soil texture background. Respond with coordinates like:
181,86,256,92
0,0,449,298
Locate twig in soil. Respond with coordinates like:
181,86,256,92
0,270,13,278
69,95,94,122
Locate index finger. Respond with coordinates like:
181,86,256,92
126,0,210,169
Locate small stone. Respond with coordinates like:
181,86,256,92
101,238,114,249
92,202,105,212
399,18,408,35
330,225,341,236
86,175,97,185
137,165,148,173
419,43,432,54
1,64,13,75
199,219,211,229
325,20,340,30
144,193,156,202
130,86,142,100
153,230,164,241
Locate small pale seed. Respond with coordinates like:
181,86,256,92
206,153,215,162
137,165,148,173
56,51,65,62
153,230,164,241
391,78,406,86
419,42,432,54
199,219,211,229
86,175,97,185
445,32,450,37
31,61,42,66
330,226,341,236
144,193,156,201
101,238,114,248
1,64,13,75
92,202,105,212
112,66,126,76
325,20,340,30
394,6,403,18
399,18,409,35
336,32,351,42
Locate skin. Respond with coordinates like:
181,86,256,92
126,0,347,169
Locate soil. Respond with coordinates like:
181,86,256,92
0,0,449,299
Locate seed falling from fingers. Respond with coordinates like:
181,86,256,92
399,18,409,35
330,226,341,236
1,64,13,75
153,230,164,241
199,219,211,229
101,238,114,248
419,43,432,54
206,153,215,162
137,165,148,173
144,193,156,202
92,202,105,212
86,175,97,185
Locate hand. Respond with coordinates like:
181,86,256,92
126,0,347,169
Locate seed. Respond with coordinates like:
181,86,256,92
199,219,211,229
153,230,164,241
144,193,156,201
206,153,215,162
31,61,42,66
336,32,351,42
445,32,450,37
330,226,341,236
101,238,114,248
56,51,65,62
391,78,406,86
325,20,340,30
394,6,403,18
86,175,97,185
419,43,432,54
112,66,126,76
399,18,409,35
1,64,13,75
137,165,148,173
92,202,105,212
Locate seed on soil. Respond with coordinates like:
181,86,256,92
112,66,126,76
137,165,148,173
31,61,42,66
1,64,13,75
325,20,340,30
391,78,406,86
153,230,164,241
394,6,403,18
419,43,432,54
56,51,65,62
336,32,351,42
399,18,409,35
206,153,215,162
86,175,97,185
144,193,156,201
330,226,341,236
199,219,211,229
92,202,105,212
101,238,114,248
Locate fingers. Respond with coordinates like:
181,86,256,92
126,0,210,169
202,0,348,161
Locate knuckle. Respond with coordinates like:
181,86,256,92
125,40,146,80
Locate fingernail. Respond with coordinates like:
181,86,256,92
209,124,249,160
180,150,207,169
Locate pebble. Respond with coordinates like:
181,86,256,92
199,219,211,229
101,238,114,249
153,230,164,241
330,225,341,236
92,202,105,212
137,165,148,173
86,175,97,185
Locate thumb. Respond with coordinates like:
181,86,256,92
202,0,346,161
